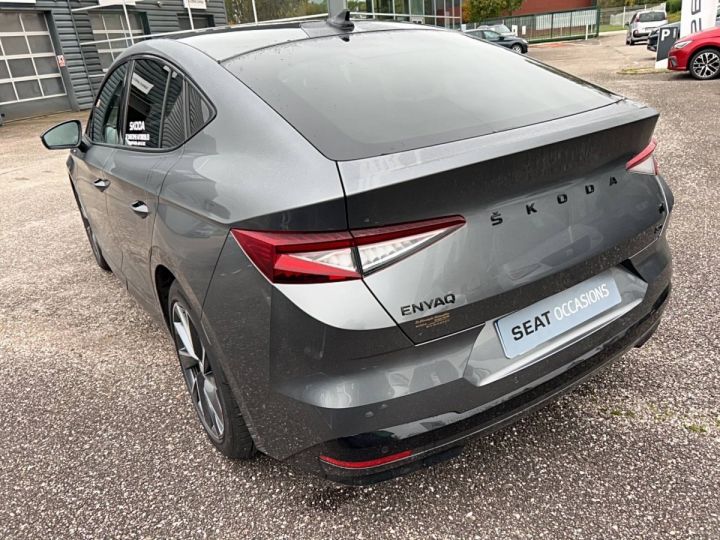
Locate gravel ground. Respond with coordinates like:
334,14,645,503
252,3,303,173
1,34,718,539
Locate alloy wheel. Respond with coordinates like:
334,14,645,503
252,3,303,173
691,51,720,79
511,44,523,53
172,302,225,441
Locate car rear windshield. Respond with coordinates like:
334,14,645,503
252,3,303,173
224,29,620,161
638,11,666,22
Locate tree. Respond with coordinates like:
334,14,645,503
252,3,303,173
225,0,242,23
463,0,526,22
462,0,471,22
465,0,504,22
501,0,522,16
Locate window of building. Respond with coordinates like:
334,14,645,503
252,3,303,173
0,12,66,105
92,62,127,144
90,12,145,71
177,14,214,31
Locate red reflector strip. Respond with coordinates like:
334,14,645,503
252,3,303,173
626,138,657,171
319,449,413,469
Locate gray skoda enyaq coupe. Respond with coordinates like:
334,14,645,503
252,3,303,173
41,11,673,484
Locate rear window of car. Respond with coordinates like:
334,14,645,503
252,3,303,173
224,29,619,161
638,11,666,22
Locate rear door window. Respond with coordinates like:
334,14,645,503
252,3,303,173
115,58,213,150
124,58,169,148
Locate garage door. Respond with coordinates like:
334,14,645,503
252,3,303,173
0,11,66,106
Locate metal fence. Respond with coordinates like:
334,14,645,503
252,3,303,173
466,7,599,42
350,11,462,28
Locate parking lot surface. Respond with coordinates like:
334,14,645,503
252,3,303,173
1,33,718,539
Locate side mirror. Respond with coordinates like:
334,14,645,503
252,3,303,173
40,120,83,150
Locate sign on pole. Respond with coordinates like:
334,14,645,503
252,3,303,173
183,0,207,9
655,25,681,68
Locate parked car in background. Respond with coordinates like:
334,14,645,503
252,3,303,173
668,26,720,79
466,28,528,53
647,22,680,52
486,23,517,36
40,14,672,484
649,11,720,53
626,10,668,45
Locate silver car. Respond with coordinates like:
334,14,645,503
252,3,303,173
627,9,668,45
41,13,673,484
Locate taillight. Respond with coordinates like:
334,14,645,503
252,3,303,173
626,138,659,175
231,216,465,284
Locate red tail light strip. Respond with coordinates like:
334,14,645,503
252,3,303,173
231,229,359,284
350,216,466,245
626,138,658,175
231,216,465,284
319,449,413,469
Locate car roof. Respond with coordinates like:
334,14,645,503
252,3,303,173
176,19,436,62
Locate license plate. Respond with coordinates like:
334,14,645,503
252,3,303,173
495,272,622,359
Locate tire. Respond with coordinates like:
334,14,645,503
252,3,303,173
71,183,111,272
689,48,720,80
511,44,523,53
168,281,256,459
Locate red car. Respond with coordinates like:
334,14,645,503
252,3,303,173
668,26,720,80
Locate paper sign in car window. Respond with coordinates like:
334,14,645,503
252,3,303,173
131,73,154,95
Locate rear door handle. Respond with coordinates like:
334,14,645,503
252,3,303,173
93,178,109,190
130,201,149,217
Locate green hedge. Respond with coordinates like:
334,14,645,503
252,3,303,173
666,0,681,13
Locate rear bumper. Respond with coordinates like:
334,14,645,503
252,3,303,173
288,271,671,484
